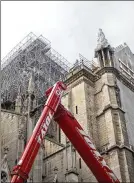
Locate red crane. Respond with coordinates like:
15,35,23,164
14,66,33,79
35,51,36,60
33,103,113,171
11,81,120,183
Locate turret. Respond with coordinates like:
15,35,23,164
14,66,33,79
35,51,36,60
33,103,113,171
94,29,114,68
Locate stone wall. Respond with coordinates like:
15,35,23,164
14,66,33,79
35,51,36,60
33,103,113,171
95,71,134,181
43,137,64,157
43,144,97,182
1,65,134,182
61,76,95,144
117,79,134,146
43,146,66,182
114,44,134,71
1,110,26,171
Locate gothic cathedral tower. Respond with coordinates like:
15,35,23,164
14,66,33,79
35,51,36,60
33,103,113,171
60,29,134,182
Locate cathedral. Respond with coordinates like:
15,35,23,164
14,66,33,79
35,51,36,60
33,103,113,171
1,30,134,182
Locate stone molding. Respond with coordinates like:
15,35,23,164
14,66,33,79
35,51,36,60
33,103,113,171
100,144,134,155
45,136,65,147
43,144,70,160
65,68,95,86
43,147,65,160
64,66,134,93
1,109,24,116
65,168,79,176
96,104,125,118
95,67,134,92
95,83,116,95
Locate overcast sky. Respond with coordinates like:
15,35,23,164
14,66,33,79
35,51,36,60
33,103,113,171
1,1,134,64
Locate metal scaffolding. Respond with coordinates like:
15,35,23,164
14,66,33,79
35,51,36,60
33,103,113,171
70,53,98,75
1,32,72,110
79,54,97,70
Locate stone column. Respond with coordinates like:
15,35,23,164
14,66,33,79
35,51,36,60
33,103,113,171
102,50,105,67
97,52,102,68
107,50,111,66
17,129,25,161
65,143,78,182
71,146,77,170
15,88,22,113
53,166,58,182
26,72,36,182
32,147,43,182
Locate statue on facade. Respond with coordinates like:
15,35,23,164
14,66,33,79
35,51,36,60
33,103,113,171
94,29,114,67
96,29,109,51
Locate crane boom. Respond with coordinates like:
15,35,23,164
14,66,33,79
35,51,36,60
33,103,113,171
11,81,120,183
54,104,120,183
11,81,66,183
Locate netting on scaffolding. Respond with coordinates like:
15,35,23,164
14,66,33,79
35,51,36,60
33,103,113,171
1,32,72,110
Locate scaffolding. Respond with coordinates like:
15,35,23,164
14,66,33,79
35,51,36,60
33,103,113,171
1,32,72,110
79,54,98,70
2,33,38,69
69,53,98,75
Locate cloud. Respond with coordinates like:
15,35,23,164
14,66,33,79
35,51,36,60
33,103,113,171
1,1,134,63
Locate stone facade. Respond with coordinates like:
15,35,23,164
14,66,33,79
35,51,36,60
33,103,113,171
1,110,27,171
42,64,134,182
1,30,134,182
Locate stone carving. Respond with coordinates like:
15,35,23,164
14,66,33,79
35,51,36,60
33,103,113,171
18,119,25,140
53,166,58,182
96,29,109,51
1,146,10,183
18,128,25,140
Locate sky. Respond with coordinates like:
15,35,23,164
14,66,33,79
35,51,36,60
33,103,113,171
1,1,134,64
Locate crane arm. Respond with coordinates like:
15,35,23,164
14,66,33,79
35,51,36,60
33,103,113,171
54,104,120,183
11,81,120,183
11,81,66,183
